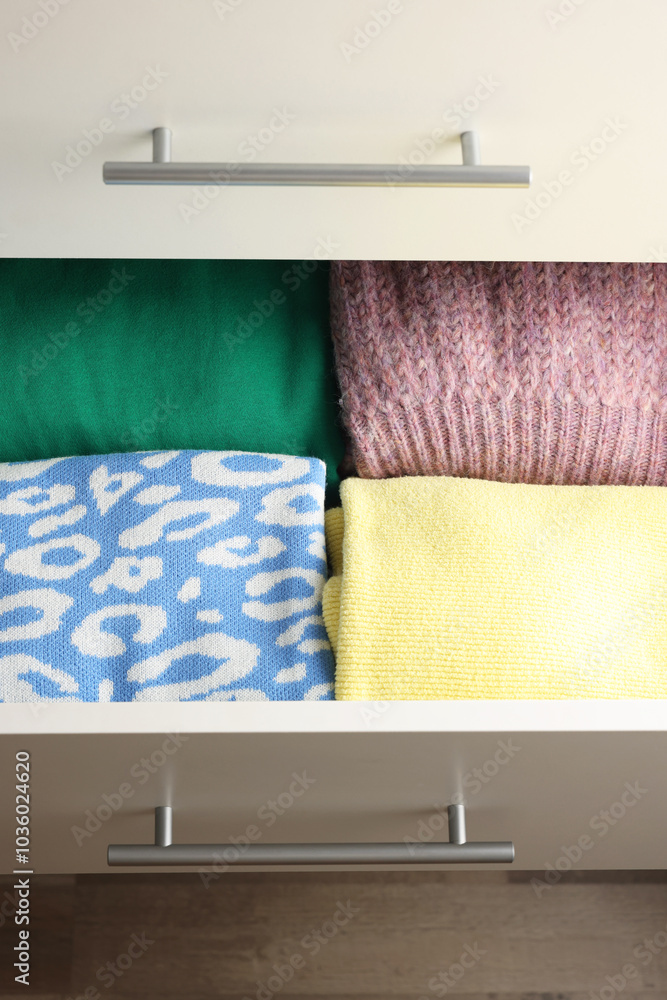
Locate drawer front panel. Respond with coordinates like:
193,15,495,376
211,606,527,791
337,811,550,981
1,0,665,260
1,729,664,873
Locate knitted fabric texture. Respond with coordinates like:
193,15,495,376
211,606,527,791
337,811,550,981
323,475,667,700
0,451,334,702
330,261,667,484
0,259,345,504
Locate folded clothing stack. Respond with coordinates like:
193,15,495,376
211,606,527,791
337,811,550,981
0,450,334,702
0,259,344,503
324,475,667,700
330,261,667,485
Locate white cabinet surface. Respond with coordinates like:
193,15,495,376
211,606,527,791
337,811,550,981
2,1,667,879
1,0,666,260
1,701,666,874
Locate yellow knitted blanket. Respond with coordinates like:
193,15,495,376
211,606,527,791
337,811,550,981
323,476,667,700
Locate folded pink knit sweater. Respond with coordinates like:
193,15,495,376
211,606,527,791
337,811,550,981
330,261,667,484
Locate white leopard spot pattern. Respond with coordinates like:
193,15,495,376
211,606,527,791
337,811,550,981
98,678,114,701
276,614,325,647
0,653,78,701
191,452,310,489
0,459,65,482
204,688,268,701
197,609,224,624
71,604,167,657
298,639,331,654
0,484,75,516
243,568,326,622
0,451,333,701
197,535,285,568
29,505,87,538
134,485,181,505
119,499,239,549
90,556,163,594
275,663,307,683
141,451,181,469
130,632,259,700
255,484,324,527
5,534,101,580
90,465,143,515
177,576,201,603
307,531,327,561
0,589,74,642
304,682,335,700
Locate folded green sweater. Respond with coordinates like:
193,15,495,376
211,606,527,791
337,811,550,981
0,259,344,502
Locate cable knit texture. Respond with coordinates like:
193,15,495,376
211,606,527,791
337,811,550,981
330,261,667,484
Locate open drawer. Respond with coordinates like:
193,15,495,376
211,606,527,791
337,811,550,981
1,701,666,874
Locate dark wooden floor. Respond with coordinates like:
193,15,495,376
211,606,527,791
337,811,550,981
1,871,667,999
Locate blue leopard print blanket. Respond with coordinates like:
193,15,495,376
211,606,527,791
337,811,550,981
0,451,334,701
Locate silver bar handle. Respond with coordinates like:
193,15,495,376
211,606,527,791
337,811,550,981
152,126,171,164
461,130,481,166
107,804,514,867
155,804,172,847
103,129,531,188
